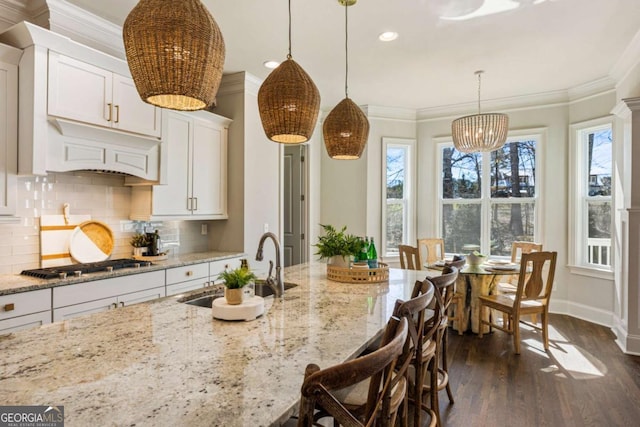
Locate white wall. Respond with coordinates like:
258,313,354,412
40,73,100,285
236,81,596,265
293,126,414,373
210,72,281,276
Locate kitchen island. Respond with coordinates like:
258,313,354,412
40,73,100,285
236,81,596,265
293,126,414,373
0,261,433,426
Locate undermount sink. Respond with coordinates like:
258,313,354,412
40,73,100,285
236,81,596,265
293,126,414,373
180,281,298,309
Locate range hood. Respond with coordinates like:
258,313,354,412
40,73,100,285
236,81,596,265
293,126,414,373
0,21,165,182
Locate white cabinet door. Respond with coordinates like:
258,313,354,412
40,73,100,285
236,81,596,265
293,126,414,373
132,111,229,220
48,52,161,138
48,52,112,128
0,51,17,216
192,119,226,217
117,286,165,307
0,288,51,332
112,74,161,137
151,113,192,215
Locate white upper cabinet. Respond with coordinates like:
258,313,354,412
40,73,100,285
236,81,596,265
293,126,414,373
130,110,231,221
0,44,19,219
48,52,161,138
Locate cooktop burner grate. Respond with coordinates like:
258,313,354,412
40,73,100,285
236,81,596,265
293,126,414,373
21,259,151,279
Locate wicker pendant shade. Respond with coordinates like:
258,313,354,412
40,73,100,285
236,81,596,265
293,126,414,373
323,98,369,159
123,0,225,111
323,0,369,160
257,0,321,144
257,57,321,143
451,70,508,153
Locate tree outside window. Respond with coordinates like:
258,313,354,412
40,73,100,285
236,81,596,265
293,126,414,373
441,138,538,257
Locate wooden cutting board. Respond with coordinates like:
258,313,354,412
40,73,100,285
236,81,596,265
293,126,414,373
40,214,91,267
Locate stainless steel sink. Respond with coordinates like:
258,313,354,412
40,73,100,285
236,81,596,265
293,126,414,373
180,281,298,308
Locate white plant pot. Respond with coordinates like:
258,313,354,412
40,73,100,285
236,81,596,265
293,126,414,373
328,255,351,268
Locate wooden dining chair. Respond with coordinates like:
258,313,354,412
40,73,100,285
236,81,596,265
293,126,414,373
497,241,543,293
399,244,421,270
416,238,445,267
297,316,409,427
445,258,466,335
425,266,458,426
478,251,557,355
392,282,437,427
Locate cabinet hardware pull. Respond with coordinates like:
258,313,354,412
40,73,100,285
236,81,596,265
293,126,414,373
114,105,120,123
186,271,193,277
111,302,117,309
3,303,15,312
107,103,113,122
187,197,192,211
120,301,125,308
193,197,198,211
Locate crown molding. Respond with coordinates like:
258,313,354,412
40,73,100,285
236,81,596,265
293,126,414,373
360,105,417,122
610,27,640,85
0,0,33,28
567,76,616,102
417,89,569,122
218,72,263,97
44,0,124,59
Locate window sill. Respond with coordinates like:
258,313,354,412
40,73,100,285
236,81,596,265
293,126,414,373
568,264,614,281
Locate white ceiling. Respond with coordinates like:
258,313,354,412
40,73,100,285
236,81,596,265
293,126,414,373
65,0,640,112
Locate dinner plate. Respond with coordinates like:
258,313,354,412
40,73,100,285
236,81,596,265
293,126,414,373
69,220,114,263
488,259,511,265
487,264,518,271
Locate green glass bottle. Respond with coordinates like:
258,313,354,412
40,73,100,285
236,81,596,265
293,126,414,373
367,237,378,268
360,237,369,262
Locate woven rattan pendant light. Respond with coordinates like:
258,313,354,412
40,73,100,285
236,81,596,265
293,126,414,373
323,0,369,160
123,0,225,111
257,0,321,143
451,70,509,153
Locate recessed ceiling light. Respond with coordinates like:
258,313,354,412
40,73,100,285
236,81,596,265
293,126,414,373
263,60,280,69
378,31,398,42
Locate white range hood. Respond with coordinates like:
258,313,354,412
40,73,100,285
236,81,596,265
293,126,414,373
0,21,165,182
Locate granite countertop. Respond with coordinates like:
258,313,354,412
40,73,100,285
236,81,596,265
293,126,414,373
0,262,432,426
0,251,246,296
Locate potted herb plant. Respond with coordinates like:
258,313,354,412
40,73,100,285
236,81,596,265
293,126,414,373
314,224,364,267
129,233,149,257
218,266,257,305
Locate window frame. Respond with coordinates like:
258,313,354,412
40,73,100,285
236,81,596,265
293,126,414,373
381,137,416,258
436,128,544,258
568,117,614,279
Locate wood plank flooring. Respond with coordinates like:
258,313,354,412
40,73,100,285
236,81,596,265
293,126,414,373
439,314,640,427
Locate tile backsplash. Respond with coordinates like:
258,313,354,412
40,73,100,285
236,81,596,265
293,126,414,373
0,172,211,275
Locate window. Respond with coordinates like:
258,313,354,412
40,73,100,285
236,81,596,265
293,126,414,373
570,118,613,275
382,138,416,257
439,133,540,257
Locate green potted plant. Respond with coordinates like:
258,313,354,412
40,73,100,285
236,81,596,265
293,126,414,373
129,233,149,257
218,266,257,305
314,224,364,267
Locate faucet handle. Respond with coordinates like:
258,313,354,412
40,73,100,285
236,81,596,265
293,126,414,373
268,260,274,278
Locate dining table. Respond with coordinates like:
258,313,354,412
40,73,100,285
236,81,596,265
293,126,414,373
427,261,520,333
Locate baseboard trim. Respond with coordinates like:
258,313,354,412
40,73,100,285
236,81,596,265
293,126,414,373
549,298,614,328
611,317,640,355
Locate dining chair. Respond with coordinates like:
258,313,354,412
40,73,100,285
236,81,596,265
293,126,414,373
393,282,437,427
414,266,459,427
399,244,421,270
478,251,557,355
297,316,409,427
497,241,543,324
445,258,466,335
416,238,445,267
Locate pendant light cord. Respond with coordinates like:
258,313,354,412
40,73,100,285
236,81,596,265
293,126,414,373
476,70,483,115
287,0,292,59
344,2,349,98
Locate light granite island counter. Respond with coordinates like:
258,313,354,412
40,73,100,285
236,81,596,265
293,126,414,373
0,261,435,426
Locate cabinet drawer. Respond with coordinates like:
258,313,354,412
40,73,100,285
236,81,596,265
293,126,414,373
166,263,209,285
0,311,51,334
209,258,242,283
54,270,165,308
166,279,210,296
0,289,51,321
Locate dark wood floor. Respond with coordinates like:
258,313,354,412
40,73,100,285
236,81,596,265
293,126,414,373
438,314,640,427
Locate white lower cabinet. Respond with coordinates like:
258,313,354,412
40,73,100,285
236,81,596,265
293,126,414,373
166,263,210,296
53,270,165,322
0,289,51,334
209,257,243,284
